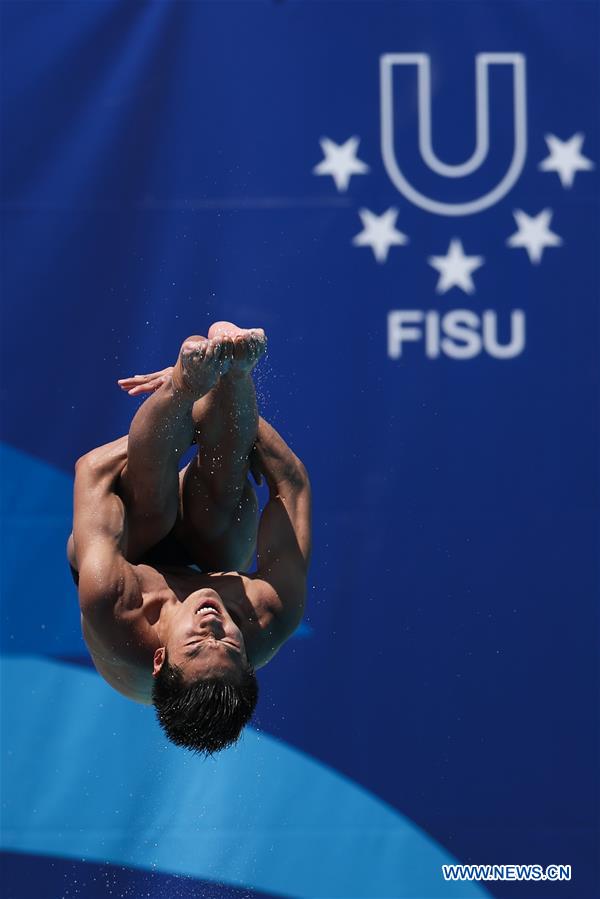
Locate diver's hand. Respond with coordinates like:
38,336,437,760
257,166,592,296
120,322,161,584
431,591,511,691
117,367,174,396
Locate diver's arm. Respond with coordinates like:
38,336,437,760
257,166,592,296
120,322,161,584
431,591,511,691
71,439,139,618
252,418,311,634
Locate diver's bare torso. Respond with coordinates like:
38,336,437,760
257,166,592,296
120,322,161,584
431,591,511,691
73,557,282,705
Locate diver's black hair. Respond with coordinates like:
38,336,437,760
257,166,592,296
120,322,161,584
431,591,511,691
152,653,259,755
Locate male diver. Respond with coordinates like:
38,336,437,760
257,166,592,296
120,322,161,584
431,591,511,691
67,322,311,754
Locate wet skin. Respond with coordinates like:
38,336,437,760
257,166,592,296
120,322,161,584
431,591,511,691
71,325,311,704
154,589,250,682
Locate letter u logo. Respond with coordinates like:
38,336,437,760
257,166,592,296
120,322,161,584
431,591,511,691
380,53,527,216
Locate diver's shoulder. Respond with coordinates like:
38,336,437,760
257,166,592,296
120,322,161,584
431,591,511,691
81,614,153,704
239,572,304,667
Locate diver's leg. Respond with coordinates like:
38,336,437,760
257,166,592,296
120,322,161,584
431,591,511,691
177,323,266,571
119,334,233,557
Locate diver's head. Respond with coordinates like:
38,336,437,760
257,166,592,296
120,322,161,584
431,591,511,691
152,591,258,754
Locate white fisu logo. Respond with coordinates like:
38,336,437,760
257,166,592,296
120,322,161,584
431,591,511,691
388,309,526,360
312,49,594,362
380,52,527,216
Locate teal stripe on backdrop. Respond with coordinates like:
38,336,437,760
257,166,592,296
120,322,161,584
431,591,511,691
0,443,82,657
1,656,488,899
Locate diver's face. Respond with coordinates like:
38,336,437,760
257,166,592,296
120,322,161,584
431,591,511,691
155,589,247,682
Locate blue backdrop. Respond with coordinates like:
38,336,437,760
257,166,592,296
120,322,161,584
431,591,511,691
1,2,598,898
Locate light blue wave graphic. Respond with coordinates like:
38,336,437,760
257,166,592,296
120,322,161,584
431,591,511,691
1,656,487,899
0,444,83,656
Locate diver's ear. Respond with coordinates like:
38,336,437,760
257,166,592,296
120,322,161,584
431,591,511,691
152,647,166,677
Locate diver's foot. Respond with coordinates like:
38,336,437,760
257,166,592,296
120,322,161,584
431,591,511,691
208,321,267,377
171,335,232,398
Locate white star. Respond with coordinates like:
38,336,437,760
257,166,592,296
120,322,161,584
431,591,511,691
428,238,484,295
539,133,595,189
313,136,370,192
506,208,563,264
352,207,409,263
